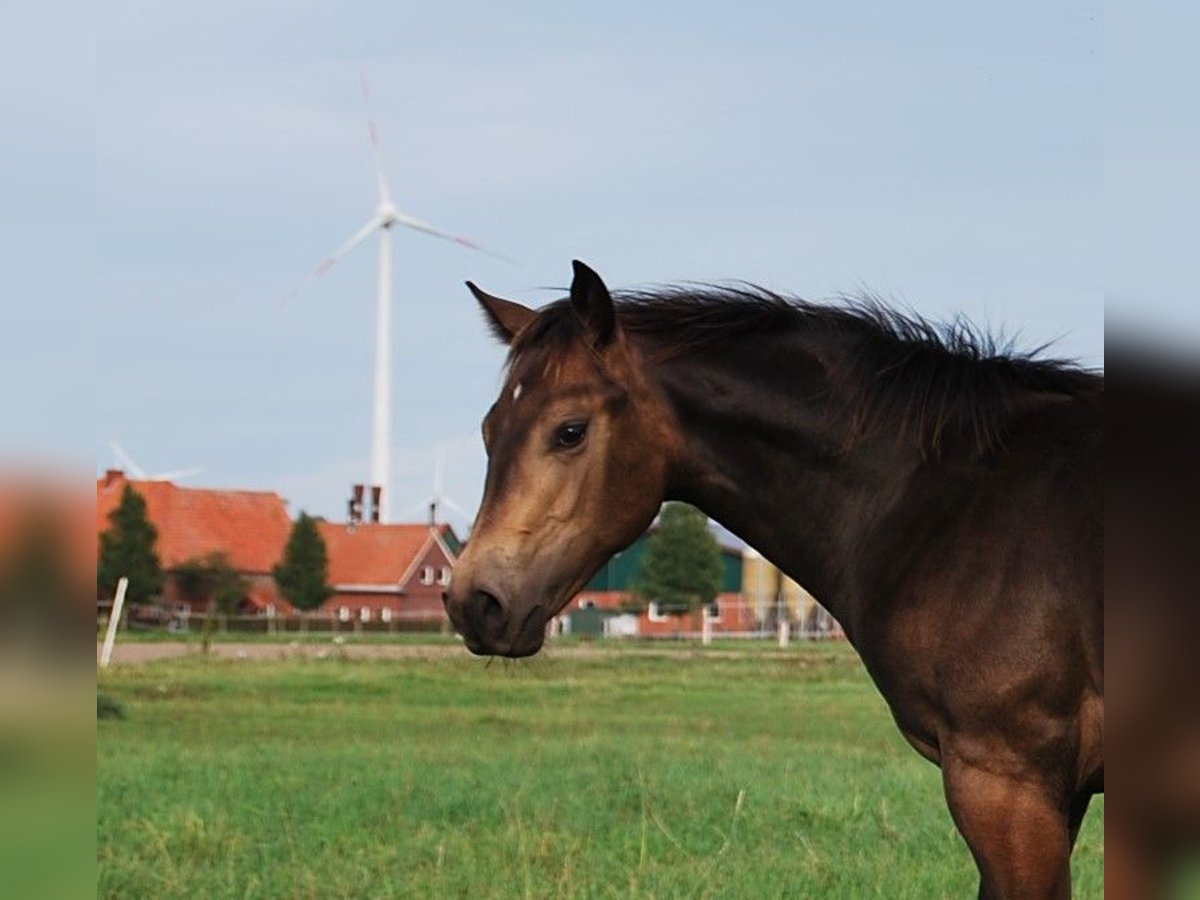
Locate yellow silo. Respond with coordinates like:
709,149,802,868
741,547,824,627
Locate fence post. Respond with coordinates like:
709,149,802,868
99,577,129,668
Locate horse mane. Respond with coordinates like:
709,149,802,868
509,285,1102,457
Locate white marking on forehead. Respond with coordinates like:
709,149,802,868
512,382,523,402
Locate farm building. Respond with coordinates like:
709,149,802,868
315,520,458,626
563,527,838,639
96,469,294,617
95,470,461,626
563,530,762,638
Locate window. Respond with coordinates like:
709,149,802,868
648,601,669,623
705,600,722,623
360,607,371,623
420,565,435,585
338,606,350,622
579,597,596,610
381,607,392,623
438,566,452,586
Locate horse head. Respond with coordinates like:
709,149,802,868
444,261,678,656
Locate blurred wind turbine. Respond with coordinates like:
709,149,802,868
107,441,203,483
282,76,512,523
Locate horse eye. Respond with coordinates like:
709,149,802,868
553,421,588,449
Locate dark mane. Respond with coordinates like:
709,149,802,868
509,285,1102,457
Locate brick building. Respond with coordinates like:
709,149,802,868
96,470,294,615
95,470,461,626
316,521,459,625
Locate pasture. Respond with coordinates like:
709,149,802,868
97,642,1104,898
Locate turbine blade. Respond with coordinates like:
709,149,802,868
108,441,148,480
393,211,517,264
361,74,393,203
396,497,436,521
150,466,204,483
440,496,474,520
280,217,382,304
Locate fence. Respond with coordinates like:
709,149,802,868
100,606,449,636
99,600,842,642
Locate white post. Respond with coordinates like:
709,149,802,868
701,606,713,645
370,225,393,523
99,576,129,668
777,615,789,649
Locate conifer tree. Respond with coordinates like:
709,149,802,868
272,512,333,610
638,503,723,615
97,484,164,603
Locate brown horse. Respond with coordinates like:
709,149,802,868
445,260,1103,898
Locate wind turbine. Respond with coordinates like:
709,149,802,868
284,77,510,524
107,441,203,483
399,441,474,529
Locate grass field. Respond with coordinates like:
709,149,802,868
97,642,1104,898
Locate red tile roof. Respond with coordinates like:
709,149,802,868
95,470,292,573
317,521,452,587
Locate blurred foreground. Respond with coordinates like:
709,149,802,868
0,470,94,898
1107,344,1200,894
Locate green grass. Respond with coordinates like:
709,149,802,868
97,644,1104,898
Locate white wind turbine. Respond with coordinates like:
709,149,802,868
107,441,203,483
284,77,511,524
399,441,474,528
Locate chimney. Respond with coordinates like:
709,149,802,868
348,484,364,525
370,485,382,524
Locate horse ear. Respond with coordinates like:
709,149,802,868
466,282,537,345
569,260,616,347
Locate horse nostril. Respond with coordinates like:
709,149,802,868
474,590,507,634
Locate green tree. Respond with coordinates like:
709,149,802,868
97,484,164,603
638,503,723,616
172,552,249,615
272,512,333,611
172,552,250,654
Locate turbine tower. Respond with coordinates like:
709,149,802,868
285,78,510,523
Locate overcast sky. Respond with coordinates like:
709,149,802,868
22,2,1111,528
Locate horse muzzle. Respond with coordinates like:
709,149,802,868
442,583,548,658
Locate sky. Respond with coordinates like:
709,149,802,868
10,1,1113,529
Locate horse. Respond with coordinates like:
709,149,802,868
444,260,1103,898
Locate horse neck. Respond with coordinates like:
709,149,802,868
644,329,923,632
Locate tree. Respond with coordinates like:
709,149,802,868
272,512,333,611
637,503,723,616
172,552,249,615
97,484,164,603
173,552,250,655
